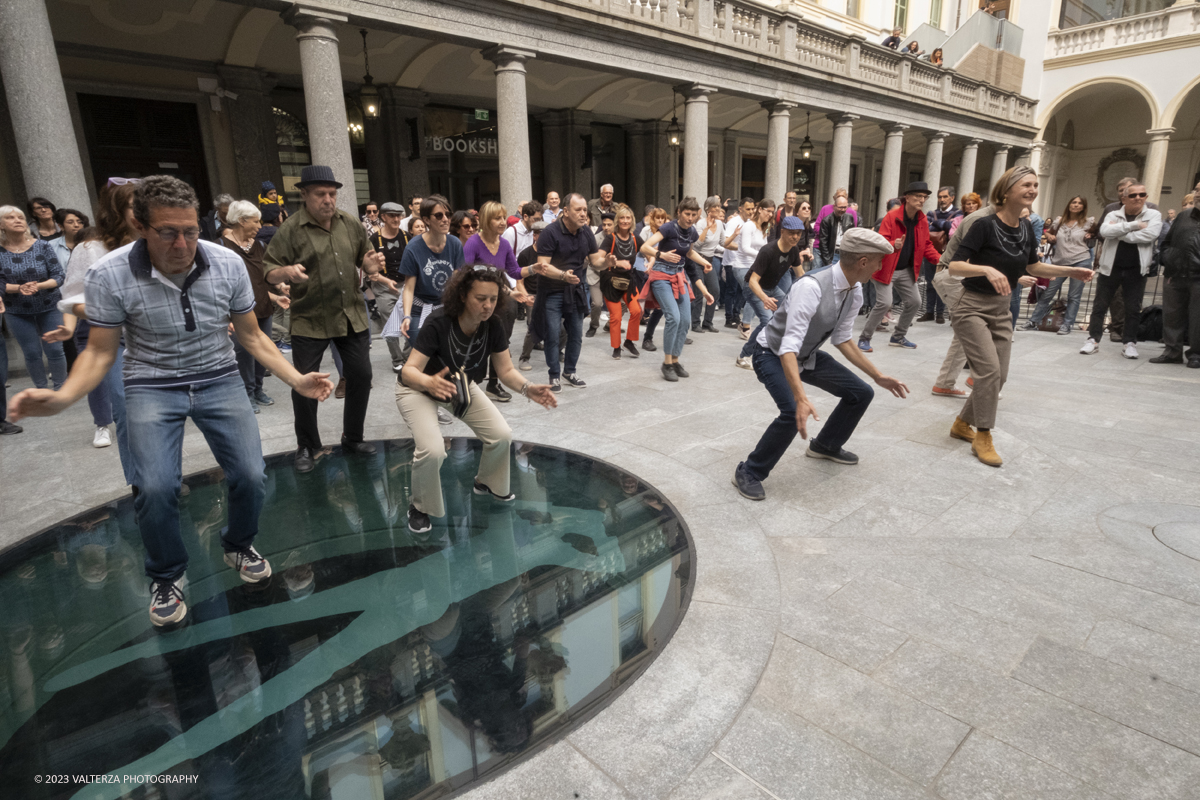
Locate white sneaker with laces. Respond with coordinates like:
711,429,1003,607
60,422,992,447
93,426,112,448
148,577,188,626
735,356,753,371
1080,338,1099,355
223,545,273,584
1123,342,1138,359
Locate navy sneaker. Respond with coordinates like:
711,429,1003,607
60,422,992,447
888,335,917,349
549,378,562,394
562,373,587,388
732,462,766,501
857,339,873,353
806,440,859,465
223,545,273,583
148,578,188,627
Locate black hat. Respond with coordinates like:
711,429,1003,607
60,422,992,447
295,165,342,189
903,181,931,196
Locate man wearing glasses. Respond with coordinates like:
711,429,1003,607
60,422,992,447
8,175,333,627
264,165,390,473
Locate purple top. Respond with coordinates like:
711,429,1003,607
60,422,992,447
463,234,521,280
813,204,860,231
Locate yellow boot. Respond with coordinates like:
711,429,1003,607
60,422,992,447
950,416,975,442
971,430,1003,467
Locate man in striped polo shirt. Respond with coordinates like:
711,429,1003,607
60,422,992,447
8,176,333,628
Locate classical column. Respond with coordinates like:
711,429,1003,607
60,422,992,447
922,131,948,212
879,123,908,205
828,113,859,200
0,0,91,211
483,46,536,213
763,100,795,204
217,66,284,203
990,145,1010,193
958,138,981,201
1143,128,1174,205
679,84,716,202
284,7,357,216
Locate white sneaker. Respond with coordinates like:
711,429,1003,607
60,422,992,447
518,357,532,371
93,426,112,448
1123,343,1138,360
1080,338,1099,355
735,356,753,371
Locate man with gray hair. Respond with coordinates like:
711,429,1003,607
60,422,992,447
8,175,334,627
733,227,909,501
200,193,235,242
588,184,616,228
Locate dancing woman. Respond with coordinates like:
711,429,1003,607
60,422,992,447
597,204,644,360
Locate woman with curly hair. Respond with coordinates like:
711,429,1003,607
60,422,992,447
397,265,557,533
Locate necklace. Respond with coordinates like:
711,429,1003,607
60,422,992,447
447,318,489,374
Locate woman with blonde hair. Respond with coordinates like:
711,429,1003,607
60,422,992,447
597,204,644,359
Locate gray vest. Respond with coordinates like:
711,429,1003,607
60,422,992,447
763,268,852,364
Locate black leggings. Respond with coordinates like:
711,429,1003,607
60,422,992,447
1088,263,1145,345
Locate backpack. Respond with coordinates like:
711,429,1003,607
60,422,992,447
1138,305,1163,342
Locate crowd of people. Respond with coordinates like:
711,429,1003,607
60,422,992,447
2,161,1195,627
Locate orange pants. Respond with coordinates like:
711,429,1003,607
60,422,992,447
605,298,642,348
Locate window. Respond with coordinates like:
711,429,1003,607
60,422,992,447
846,0,860,18
930,0,943,27
894,0,908,31
1058,0,1172,30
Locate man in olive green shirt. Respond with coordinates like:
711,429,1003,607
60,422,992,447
265,165,391,473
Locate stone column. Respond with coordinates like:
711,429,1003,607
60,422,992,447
0,0,91,211
1143,128,1174,205
679,84,717,202
828,113,859,200
990,145,1010,194
763,100,795,204
879,123,908,205
217,66,285,204
483,46,536,214
284,7,358,216
958,138,981,201
922,131,948,212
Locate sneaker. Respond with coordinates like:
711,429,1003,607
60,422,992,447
612,347,622,360
1020,320,1038,331
408,504,432,534
549,378,562,394
731,463,765,501
519,357,532,371
623,340,640,358
278,342,292,354
685,337,694,345
253,389,274,406
931,386,968,398
1080,338,1099,355
725,320,740,329
740,328,750,340
661,363,679,382
1122,343,1138,360
562,373,587,388
1057,324,1071,335
857,339,873,353
93,426,112,448
0,420,22,435
642,337,657,352
673,362,690,378
473,477,516,502
806,440,859,465
585,327,597,338
224,545,272,583
485,382,512,402
888,335,917,349
436,407,454,425
148,578,188,627
251,400,261,415
735,356,753,371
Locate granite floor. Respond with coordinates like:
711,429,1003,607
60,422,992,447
3,310,1200,799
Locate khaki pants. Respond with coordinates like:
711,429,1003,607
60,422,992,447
950,290,1012,430
933,270,969,389
861,271,920,342
395,381,512,518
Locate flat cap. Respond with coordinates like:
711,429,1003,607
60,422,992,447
840,227,894,255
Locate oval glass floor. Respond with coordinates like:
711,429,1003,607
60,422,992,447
0,439,692,799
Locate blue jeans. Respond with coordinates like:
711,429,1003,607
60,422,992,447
6,309,67,389
734,267,755,324
811,249,824,272
0,314,7,422
125,374,266,582
543,291,583,379
744,343,874,481
745,284,785,327
721,258,742,321
650,279,691,357
1029,257,1090,329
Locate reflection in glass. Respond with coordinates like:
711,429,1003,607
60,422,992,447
0,440,691,799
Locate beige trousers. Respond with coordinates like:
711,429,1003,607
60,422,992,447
933,269,970,389
950,290,1013,430
395,381,513,518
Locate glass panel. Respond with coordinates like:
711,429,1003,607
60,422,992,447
894,0,909,31
1058,0,1175,29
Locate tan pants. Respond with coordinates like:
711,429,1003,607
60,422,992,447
950,290,1012,430
395,381,512,518
933,269,969,389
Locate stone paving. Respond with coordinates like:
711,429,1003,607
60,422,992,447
3,311,1200,799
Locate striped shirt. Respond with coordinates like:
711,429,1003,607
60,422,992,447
85,239,255,388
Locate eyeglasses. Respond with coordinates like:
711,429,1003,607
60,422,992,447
148,225,201,243
1126,193,1148,199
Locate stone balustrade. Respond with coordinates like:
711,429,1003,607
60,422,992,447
1047,1,1200,58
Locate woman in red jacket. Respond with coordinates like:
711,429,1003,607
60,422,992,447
858,182,941,352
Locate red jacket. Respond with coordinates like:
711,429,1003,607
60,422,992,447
874,205,941,285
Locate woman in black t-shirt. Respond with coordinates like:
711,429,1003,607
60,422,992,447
947,166,1093,467
398,266,557,533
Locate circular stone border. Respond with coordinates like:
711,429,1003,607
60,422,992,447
1098,502,1200,577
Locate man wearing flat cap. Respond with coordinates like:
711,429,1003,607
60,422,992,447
733,227,909,501
858,181,943,353
264,165,394,473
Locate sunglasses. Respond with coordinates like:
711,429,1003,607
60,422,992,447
1126,193,1148,199
107,177,143,187
471,264,500,273
431,211,451,220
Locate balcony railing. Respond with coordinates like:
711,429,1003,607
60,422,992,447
1048,1,1200,58
550,0,1036,126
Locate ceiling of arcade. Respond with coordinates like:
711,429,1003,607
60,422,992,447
50,0,963,157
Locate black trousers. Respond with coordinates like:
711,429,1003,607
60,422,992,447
1088,264,1145,345
1162,276,1200,359
290,328,372,450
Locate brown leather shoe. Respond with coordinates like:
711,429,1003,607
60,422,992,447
971,430,1003,467
334,378,347,399
950,416,976,442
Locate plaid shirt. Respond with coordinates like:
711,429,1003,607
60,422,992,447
85,239,255,387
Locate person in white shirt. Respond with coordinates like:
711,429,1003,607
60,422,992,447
542,191,562,223
399,195,423,234
502,201,541,256
732,228,909,501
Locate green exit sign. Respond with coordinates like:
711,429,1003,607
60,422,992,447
474,109,489,121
